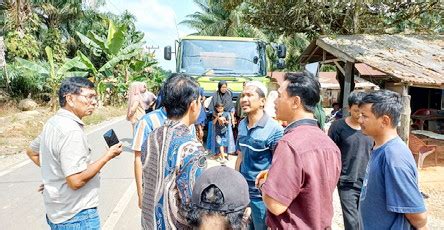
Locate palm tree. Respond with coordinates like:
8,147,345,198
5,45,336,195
180,0,238,36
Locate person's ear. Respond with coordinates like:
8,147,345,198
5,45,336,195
260,97,266,106
189,99,198,112
66,94,75,107
292,96,301,110
381,115,392,127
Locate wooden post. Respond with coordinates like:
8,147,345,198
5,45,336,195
399,85,411,143
385,83,411,143
342,61,354,116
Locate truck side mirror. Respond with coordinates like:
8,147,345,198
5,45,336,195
277,44,286,58
276,59,285,69
164,46,172,60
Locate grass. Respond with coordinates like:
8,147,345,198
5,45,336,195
0,101,21,117
0,105,126,156
83,106,126,126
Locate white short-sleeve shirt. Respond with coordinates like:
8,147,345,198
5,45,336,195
30,109,99,224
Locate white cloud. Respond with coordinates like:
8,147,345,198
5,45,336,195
100,0,198,71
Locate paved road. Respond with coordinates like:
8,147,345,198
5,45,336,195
0,118,141,230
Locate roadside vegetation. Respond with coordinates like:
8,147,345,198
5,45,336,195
0,0,170,110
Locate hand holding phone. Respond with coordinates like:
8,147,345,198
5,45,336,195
103,129,119,147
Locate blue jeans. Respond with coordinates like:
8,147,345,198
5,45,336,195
249,199,267,230
46,208,100,230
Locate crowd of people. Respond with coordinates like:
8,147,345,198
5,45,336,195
26,72,429,230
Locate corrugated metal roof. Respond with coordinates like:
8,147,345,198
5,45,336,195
300,35,444,87
267,71,376,90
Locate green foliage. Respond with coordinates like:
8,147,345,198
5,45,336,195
1,0,167,107
41,28,67,63
243,1,444,39
5,62,49,99
4,31,40,60
16,46,88,110
180,0,241,36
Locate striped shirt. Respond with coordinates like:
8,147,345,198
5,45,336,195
132,108,167,163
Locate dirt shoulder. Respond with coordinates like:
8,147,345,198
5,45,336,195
0,105,126,170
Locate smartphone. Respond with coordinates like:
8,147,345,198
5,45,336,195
103,129,119,147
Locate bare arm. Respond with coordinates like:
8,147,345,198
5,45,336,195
405,212,428,229
66,143,122,190
262,192,289,216
256,170,289,216
134,151,143,208
235,151,242,171
26,147,40,166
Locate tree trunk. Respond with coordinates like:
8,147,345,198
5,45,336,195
353,1,361,34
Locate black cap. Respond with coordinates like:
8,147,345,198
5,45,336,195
192,166,250,213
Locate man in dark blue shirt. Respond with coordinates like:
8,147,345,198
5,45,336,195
358,90,428,229
235,81,283,230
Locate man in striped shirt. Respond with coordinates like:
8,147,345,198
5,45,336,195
235,81,284,230
132,106,167,208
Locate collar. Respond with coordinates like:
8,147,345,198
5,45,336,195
284,118,318,134
159,107,167,117
246,112,269,129
57,108,84,126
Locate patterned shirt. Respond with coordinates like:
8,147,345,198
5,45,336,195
141,120,207,229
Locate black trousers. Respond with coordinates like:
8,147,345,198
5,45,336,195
338,182,362,230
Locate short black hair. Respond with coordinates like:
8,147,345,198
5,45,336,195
284,72,320,113
215,103,224,108
163,73,200,119
348,91,367,107
58,77,95,107
185,185,247,230
359,90,402,128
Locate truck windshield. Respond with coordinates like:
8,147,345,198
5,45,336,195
180,40,265,76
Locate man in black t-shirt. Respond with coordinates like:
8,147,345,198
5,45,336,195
328,91,373,230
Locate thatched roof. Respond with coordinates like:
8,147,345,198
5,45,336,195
0,37,5,67
299,34,444,88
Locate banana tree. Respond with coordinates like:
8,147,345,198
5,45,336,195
76,19,145,72
16,46,88,111
75,19,145,103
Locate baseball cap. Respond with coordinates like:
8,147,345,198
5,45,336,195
191,166,250,213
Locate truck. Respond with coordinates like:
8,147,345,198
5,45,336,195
163,35,286,99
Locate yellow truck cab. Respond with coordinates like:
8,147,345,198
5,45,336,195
164,35,286,99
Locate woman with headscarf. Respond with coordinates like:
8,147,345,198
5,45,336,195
127,82,156,127
206,81,236,159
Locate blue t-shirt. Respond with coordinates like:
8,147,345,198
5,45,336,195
236,113,283,199
359,137,426,229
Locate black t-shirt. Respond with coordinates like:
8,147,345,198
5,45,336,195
328,118,373,185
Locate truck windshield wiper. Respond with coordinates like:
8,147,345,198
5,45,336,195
201,68,234,75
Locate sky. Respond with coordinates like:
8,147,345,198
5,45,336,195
99,0,199,71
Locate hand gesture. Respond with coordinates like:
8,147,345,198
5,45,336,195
255,170,269,188
107,142,123,159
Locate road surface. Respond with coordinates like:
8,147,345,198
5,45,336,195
0,118,141,230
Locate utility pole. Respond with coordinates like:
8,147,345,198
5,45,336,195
145,45,159,54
